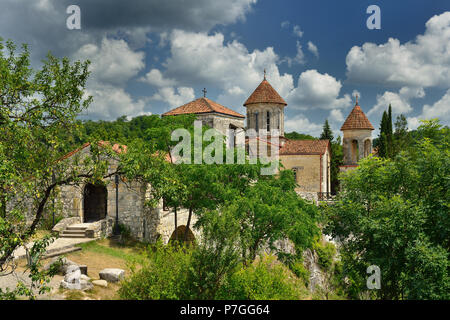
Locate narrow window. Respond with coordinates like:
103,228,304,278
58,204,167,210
255,111,259,132
267,111,270,132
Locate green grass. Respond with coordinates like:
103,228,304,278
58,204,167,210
75,239,146,263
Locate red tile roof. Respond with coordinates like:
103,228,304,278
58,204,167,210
162,97,244,118
244,79,287,106
279,139,330,155
340,104,374,131
58,141,128,161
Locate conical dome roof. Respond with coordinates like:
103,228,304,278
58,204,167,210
340,103,374,131
244,78,287,106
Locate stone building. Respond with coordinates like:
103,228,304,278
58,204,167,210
279,140,331,197
243,74,331,201
339,97,374,173
53,141,198,244
52,74,363,242
161,95,246,148
244,73,287,138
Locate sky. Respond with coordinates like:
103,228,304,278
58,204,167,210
0,0,449,138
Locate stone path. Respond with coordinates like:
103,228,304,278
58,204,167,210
12,237,96,260
0,270,65,299
2,236,98,299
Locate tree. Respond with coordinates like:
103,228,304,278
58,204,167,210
393,114,410,155
196,170,320,264
319,119,342,193
320,120,333,141
330,136,343,194
285,131,317,140
324,119,450,299
378,106,394,158
0,39,117,299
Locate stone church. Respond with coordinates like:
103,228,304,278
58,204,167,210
52,74,372,242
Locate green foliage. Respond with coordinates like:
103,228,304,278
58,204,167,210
194,170,320,263
186,208,241,299
38,209,64,231
288,258,310,286
313,239,336,271
0,235,58,300
216,255,306,300
378,106,394,158
320,120,333,141
324,119,450,299
116,223,132,240
0,38,120,299
285,131,317,140
118,241,192,300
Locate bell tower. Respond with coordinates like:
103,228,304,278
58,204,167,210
340,96,374,171
244,70,287,137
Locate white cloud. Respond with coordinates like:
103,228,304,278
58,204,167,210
74,38,145,86
346,11,450,88
367,87,425,117
330,109,344,123
140,69,177,87
407,89,450,129
157,30,293,111
73,38,147,120
284,114,323,137
284,41,306,66
151,87,195,108
84,85,147,120
281,21,290,28
307,41,319,58
293,25,304,38
287,70,351,110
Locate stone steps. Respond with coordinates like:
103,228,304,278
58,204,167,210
60,224,89,239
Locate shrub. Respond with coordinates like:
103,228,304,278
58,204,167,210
217,254,306,300
38,210,63,231
313,240,336,271
118,241,191,300
289,258,310,287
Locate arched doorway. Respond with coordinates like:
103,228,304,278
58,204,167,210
169,225,195,244
83,184,107,223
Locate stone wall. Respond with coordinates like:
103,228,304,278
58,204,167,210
280,154,322,192
342,129,372,165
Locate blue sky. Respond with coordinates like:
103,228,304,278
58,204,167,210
1,0,449,137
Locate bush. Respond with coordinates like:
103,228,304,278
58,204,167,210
118,241,191,300
38,210,63,231
313,240,336,271
216,255,307,300
289,258,310,287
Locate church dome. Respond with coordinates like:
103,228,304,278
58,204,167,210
244,78,287,107
340,103,374,131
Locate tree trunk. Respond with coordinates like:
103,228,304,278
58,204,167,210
174,206,178,241
184,207,192,243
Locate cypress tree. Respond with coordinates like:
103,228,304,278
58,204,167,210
378,111,388,158
387,104,393,157
320,119,333,141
